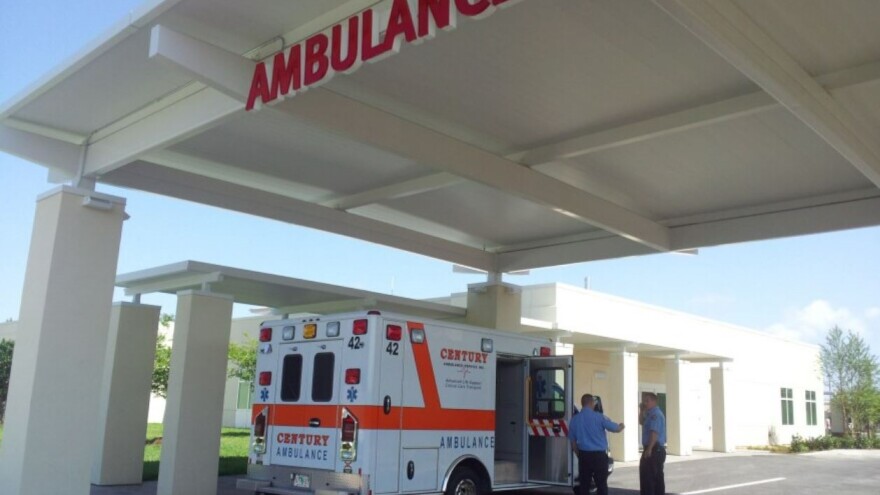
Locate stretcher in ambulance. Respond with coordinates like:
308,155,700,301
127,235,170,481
236,311,574,495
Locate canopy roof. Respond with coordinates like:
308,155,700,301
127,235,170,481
3,0,880,272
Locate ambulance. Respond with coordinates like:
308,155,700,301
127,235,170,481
236,310,579,495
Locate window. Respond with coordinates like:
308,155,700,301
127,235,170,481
281,354,303,402
236,381,253,409
805,390,817,426
780,388,794,425
312,352,335,402
532,368,566,419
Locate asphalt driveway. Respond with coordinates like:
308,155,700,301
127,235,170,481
91,450,880,495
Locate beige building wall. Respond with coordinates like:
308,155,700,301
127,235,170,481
0,321,16,341
521,283,825,448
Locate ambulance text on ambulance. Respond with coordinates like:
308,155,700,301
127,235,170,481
245,0,523,111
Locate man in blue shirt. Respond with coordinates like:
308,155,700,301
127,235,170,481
568,394,625,495
640,393,667,495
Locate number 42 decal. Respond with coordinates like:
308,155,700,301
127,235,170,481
348,336,364,350
385,342,399,355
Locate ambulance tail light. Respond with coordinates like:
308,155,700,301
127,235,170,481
259,327,272,342
540,346,552,357
258,371,272,386
386,325,402,341
253,408,268,454
345,368,361,384
340,409,359,462
353,319,368,335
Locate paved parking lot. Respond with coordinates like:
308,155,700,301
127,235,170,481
604,450,880,495
91,450,880,495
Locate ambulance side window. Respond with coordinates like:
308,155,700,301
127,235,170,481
532,368,566,419
281,354,303,402
312,352,335,402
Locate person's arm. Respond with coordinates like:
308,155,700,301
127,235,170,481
604,417,625,433
643,430,658,458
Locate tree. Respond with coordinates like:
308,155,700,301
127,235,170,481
228,334,258,385
151,314,174,399
151,333,172,399
821,326,879,436
0,339,14,423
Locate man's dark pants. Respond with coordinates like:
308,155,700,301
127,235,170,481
578,450,609,495
639,445,666,495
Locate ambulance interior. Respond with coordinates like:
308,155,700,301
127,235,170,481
495,356,571,486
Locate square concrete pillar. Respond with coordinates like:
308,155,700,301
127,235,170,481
607,350,639,462
0,187,125,495
665,358,691,456
711,363,735,453
92,302,161,485
158,290,233,495
465,282,521,331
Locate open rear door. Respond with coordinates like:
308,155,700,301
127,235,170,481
526,356,574,486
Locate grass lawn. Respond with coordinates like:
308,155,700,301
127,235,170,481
0,423,249,481
143,423,251,481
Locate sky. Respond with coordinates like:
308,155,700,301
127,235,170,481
1,0,878,356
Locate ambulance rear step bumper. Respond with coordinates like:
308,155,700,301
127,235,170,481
236,464,366,495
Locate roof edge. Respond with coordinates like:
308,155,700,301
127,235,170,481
0,0,184,121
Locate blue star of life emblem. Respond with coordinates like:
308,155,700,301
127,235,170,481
260,388,269,402
346,387,358,402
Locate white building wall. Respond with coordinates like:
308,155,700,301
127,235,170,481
522,283,825,448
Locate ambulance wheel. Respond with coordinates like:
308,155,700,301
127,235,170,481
446,466,485,495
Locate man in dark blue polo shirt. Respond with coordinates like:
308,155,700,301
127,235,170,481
568,394,625,495
640,392,667,495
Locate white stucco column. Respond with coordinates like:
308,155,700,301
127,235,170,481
465,281,521,331
665,358,691,456
608,350,639,461
92,302,161,485
158,290,233,495
0,187,125,495
711,363,735,452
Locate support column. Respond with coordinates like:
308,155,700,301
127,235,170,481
465,281,521,331
0,187,125,495
608,350,639,462
665,358,691,456
711,363,735,453
92,302,161,485
158,291,233,495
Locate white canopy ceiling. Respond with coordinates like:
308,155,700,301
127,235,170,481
2,0,879,273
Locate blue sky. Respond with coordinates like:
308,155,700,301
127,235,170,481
1,0,878,355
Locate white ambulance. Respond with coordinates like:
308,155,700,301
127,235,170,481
236,310,578,495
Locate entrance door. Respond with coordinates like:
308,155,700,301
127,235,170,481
526,356,573,486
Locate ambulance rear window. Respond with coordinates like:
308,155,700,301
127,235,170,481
281,354,303,402
312,352,335,402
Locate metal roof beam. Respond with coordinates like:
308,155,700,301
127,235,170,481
497,189,880,271
321,173,464,211
105,162,497,272
0,123,82,177
653,0,880,187
148,25,254,103
315,58,880,210
515,59,880,167
279,89,672,252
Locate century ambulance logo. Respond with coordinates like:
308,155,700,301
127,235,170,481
440,348,489,364
246,0,523,111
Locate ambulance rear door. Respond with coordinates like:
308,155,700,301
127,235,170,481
272,338,344,472
526,356,574,486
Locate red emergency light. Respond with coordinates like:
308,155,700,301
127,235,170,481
386,325,402,341
345,368,361,384
259,371,272,386
353,319,368,335
259,327,272,342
